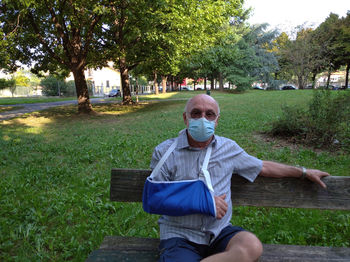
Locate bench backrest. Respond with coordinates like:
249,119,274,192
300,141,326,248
110,168,350,210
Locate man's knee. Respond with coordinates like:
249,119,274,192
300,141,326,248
226,231,263,261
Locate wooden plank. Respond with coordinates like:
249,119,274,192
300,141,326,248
110,168,350,210
85,250,158,262
85,236,350,262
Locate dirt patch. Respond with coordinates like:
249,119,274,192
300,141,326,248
253,132,325,154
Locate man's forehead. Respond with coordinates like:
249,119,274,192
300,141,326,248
188,96,218,111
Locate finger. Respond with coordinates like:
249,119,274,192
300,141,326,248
219,194,226,200
317,178,327,189
216,207,226,219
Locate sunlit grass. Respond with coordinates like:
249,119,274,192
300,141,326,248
0,90,349,261
0,96,78,105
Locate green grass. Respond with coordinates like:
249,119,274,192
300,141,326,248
1,90,349,261
0,96,78,105
0,106,24,113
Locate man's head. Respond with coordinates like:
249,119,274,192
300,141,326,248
183,94,220,143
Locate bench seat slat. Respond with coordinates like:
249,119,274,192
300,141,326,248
110,168,350,210
85,236,350,262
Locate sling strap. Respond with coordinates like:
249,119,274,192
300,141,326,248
149,138,214,192
149,139,178,179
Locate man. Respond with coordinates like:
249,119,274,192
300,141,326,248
145,94,329,262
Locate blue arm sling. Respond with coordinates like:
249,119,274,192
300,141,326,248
142,139,216,217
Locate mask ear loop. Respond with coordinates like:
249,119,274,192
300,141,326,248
201,144,214,192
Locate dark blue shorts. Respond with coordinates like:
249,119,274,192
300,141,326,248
158,225,245,262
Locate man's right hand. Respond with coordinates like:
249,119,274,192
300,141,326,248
215,194,228,219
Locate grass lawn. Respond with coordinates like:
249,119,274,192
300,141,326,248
0,96,79,105
0,90,349,261
0,106,24,113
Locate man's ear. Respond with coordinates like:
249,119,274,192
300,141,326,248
183,112,188,126
215,115,220,128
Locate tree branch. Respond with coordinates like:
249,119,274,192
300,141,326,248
27,11,66,66
44,0,72,62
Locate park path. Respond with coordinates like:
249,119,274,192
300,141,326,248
0,98,114,121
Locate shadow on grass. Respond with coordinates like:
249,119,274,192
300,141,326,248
0,105,24,113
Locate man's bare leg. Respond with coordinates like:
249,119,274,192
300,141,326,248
201,231,263,262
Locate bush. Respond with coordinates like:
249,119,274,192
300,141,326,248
271,90,350,151
65,80,77,96
41,75,66,96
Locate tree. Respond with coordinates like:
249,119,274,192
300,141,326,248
102,0,246,103
0,0,105,113
235,24,279,89
7,71,30,97
334,11,350,88
312,14,341,88
182,23,278,91
275,27,316,89
0,78,15,91
270,32,292,85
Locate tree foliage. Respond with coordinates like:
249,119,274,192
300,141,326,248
180,23,278,91
0,0,105,113
272,12,350,89
0,78,15,90
101,0,246,102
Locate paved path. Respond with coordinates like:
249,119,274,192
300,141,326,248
0,98,115,121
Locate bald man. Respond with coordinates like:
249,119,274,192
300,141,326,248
145,94,329,262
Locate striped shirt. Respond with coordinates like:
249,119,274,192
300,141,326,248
150,129,263,245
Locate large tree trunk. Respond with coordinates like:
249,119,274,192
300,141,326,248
297,75,304,90
154,71,159,95
210,76,214,90
170,76,174,91
219,72,224,91
345,62,349,89
161,76,167,93
119,58,133,105
326,68,332,89
311,72,317,89
72,67,93,114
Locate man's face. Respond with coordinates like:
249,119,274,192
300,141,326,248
183,95,219,128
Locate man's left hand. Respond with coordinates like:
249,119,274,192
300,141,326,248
305,169,330,189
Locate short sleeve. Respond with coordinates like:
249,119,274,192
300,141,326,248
233,150,263,182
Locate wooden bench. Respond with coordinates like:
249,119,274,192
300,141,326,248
86,168,350,262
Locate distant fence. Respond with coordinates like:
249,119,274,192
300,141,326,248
0,86,42,97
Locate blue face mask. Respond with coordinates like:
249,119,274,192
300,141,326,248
188,117,216,142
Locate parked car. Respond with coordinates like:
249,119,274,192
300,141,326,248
305,84,313,89
252,86,264,90
280,84,296,90
108,89,121,97
331,85,339,90
319,85,341,90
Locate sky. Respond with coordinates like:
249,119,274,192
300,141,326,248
244,0,350,32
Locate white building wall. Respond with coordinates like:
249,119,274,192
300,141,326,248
66,66,122,97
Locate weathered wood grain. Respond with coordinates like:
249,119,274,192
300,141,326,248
110,168,350,210
85,236,350,262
